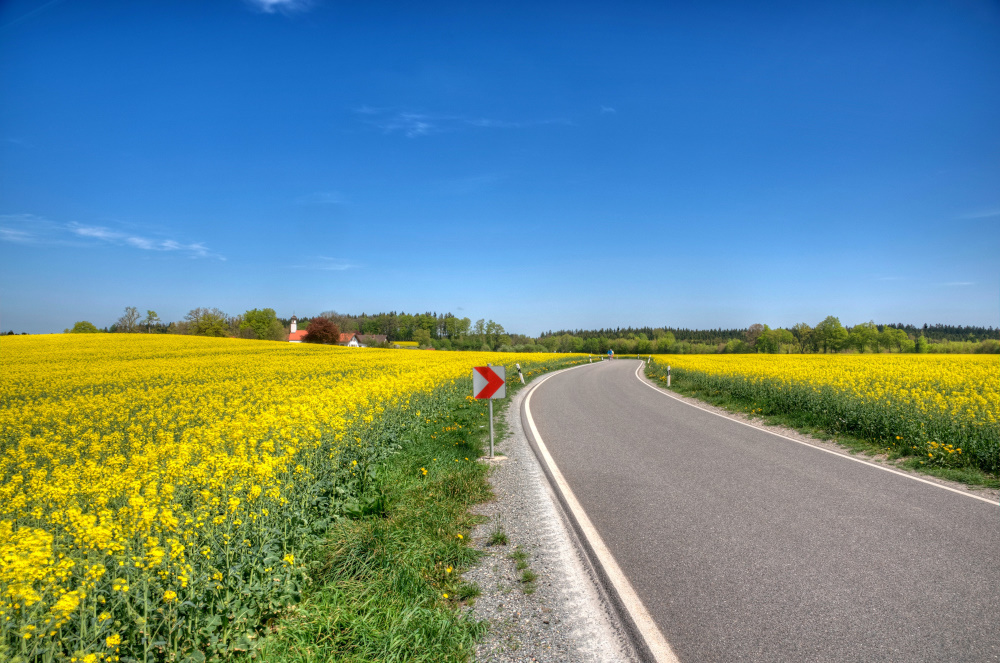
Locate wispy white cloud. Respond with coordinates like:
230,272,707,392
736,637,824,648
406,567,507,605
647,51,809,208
0,226,34,243
944,281,975,286
0,214,62,245
959,207,1000,219
295,191,347,205
600,105,617,114
67,223,223,259
0,214,222,259
290,256,357,271
356,108,573,138
243,0,314,14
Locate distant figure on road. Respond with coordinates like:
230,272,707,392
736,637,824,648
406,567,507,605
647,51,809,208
608,349,614,361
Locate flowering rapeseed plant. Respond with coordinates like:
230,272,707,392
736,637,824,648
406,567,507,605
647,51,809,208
647,354,999,471
0,334,580,661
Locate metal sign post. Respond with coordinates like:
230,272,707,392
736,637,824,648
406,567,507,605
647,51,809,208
473,365,506,458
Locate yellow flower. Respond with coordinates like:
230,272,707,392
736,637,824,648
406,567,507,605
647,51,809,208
455,534,463,540
163,590,177,602
106,633,122,647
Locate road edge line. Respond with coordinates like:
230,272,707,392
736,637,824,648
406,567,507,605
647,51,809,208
523,366,681,663
633,362,998,507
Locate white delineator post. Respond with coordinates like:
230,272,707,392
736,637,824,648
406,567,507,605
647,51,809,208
516,363,525,384
667,365,671,388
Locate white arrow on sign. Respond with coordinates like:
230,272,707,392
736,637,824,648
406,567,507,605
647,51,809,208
473,365,506,399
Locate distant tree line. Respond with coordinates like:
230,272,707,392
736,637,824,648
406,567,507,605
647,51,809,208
64,307,530,351
538,317,999,355
278,311,525,351
63,309,999,354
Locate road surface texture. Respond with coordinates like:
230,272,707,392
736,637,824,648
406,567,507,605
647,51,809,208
526,360,1000,663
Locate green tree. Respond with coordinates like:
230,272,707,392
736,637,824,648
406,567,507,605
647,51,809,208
413,328,432,347
791,323,813,353
70,321,100,333
539,336,559,352
848,321,878,353
915,335,929,353
185,308,228,337
240,308,283,340
143,310,160,333
655,331,676,353
814,316,848,353
879,327,908,352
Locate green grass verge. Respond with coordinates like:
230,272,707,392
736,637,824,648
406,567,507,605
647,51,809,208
257,358,579,662
646,370,1000,491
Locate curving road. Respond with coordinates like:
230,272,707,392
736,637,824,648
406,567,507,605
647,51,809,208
525,360,1000,663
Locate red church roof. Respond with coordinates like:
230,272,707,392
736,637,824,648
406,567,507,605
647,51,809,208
288,330,308,342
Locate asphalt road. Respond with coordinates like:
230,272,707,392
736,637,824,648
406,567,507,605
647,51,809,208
527,360,1000,663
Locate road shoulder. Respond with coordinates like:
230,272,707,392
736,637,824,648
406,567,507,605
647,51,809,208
465,372,637,663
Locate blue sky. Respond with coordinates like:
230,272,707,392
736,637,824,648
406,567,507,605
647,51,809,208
1,0,998,335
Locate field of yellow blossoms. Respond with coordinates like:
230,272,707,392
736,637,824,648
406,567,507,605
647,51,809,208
645,354,1000,473
0,334,579,663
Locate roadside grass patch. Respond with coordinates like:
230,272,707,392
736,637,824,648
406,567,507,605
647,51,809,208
487,524,509,546
258,387,492,662
260,357,583,662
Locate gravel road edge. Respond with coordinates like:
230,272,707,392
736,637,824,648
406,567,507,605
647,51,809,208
465,368,639,663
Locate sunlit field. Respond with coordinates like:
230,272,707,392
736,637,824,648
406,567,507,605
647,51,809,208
646,354,1000,473
0,334,581,662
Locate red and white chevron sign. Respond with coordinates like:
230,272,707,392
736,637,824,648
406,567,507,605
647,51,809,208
472,365,506,399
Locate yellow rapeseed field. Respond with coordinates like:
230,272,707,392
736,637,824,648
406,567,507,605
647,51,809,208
0,334,578,662
646,354,1000,471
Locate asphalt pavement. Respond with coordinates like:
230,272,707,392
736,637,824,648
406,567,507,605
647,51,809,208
526,360,1000,663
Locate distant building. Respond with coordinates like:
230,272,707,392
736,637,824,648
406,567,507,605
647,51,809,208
338,332,361,347
288,315,307,343
337,333,388,347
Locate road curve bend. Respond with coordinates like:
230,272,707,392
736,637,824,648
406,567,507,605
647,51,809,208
524,359,1000,663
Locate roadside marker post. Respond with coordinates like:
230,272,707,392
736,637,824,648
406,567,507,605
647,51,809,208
516,363,525,384
473,364,506,458
667,365,671,388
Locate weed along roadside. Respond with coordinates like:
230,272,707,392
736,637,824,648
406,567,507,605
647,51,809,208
258,356,585,663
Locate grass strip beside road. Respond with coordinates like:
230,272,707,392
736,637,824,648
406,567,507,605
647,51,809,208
259,358,577,662
643,361,1000,491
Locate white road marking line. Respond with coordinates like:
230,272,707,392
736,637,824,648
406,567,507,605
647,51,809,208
633,362,999,507
525,369,681,663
